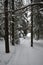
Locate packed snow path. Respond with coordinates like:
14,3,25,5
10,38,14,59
0,37,43,65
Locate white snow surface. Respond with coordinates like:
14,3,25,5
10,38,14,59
0,37,43,65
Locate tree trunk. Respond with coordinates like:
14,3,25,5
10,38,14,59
12,0,15,45
31,0,33,47
4,0,10,53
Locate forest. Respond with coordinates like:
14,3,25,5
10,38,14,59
0,0,43,53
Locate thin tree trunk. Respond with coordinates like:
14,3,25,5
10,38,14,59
31,0,33,47
12,0,15,45
37,29,40,40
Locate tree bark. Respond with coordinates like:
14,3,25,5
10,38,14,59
4,0,10,53
31,0,33,47
12,0,15,45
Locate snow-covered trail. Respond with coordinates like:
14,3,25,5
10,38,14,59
0,37,43,65
7,38,43,65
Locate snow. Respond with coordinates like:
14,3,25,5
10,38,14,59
0,37,43,65
23,0,31,5
27,33,31,38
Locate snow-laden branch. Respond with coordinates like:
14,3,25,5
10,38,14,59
14,2,43,12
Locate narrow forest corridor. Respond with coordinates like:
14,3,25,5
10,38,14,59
0,0,43,65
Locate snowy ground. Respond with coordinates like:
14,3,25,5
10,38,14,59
0,36,43,65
